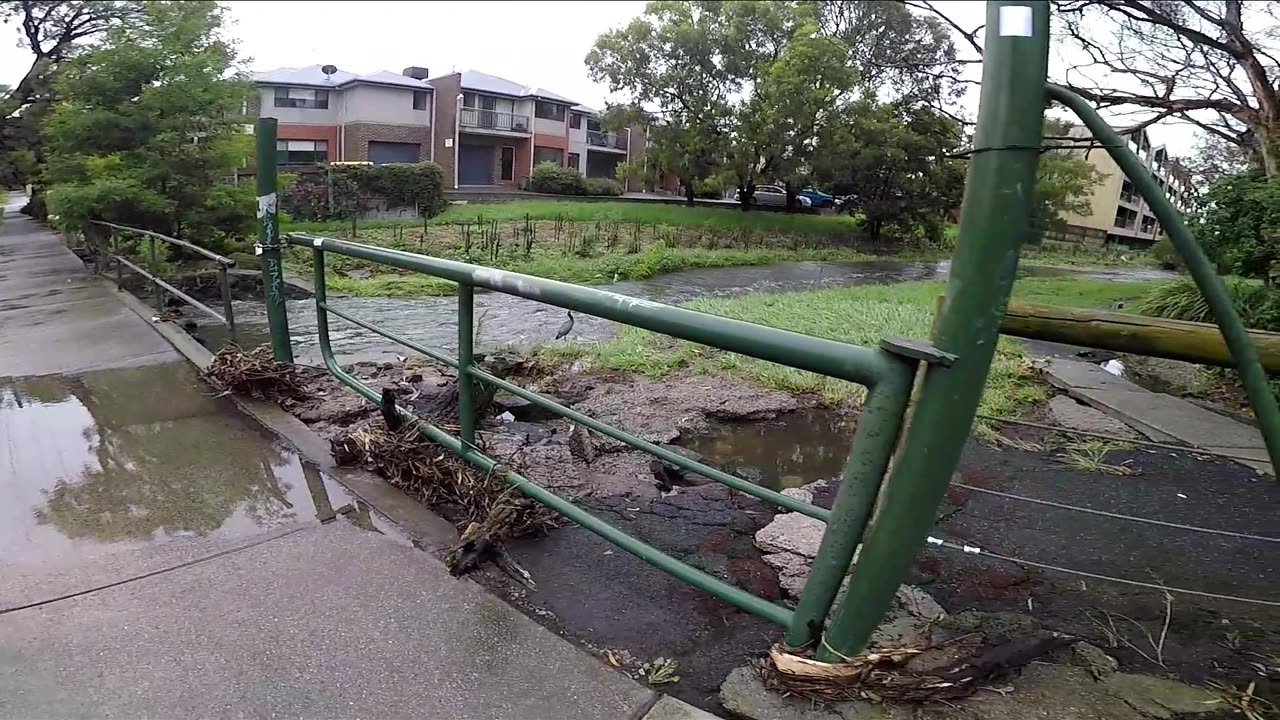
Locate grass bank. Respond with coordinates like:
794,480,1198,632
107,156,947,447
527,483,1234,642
541,276,1158,415
323,246,878,296
286,203,876,296
285,199,861,238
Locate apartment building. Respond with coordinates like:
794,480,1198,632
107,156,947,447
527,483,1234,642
1052,125,1195,249
253,65,649,191
427,70,640,189
252,64,435,166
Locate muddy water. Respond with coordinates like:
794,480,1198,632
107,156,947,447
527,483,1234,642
0,361,396,571
682,407,852,491
209,259,1173,362
682,408,853,491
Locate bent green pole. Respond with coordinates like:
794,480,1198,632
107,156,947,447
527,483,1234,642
1048,84,1280,476
817,0,1051,661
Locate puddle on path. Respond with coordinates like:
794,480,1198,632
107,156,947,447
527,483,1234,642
681,407,853,491
0,361,402,571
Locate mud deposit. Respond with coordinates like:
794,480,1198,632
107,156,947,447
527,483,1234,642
273,356,1278,715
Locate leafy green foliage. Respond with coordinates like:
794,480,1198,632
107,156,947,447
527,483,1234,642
1134,277,1280,332
528,162,588,195
343,162,448,216
584,177,623,196
41,1,252,250
1151,237,1183,270
279,163,447,221
814,101,965,243
1034,153,1107,236
1195,172,1280,280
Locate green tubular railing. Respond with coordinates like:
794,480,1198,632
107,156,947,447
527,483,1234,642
284,232,916,644
1047,84,1280,473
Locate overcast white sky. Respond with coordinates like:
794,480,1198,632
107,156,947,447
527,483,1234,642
0,0,1197,153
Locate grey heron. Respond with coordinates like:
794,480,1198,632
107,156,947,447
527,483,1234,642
555,310,575,340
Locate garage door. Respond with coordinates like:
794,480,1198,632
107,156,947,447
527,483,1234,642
458,144,495,185
368,141,420,165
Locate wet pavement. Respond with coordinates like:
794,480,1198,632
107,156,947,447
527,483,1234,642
1,196,661,718
0,361,392,582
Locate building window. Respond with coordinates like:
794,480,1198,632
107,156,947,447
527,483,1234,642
533,146,564,166
535,101,565,121
569,113,582,129
586,117,602,132
277,139,328,165
274,87,329,109
1113,206,1136,230
413,91,429,111
567,152,580,170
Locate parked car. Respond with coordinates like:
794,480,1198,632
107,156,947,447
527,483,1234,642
799,187,835,208
734,185,813,207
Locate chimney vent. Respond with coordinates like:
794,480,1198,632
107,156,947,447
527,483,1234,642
402,66,430,80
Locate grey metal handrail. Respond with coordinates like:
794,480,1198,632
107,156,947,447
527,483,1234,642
88,220,237,340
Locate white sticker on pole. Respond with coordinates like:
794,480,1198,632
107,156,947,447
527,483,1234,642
257,192,277,219
999,5,1033,36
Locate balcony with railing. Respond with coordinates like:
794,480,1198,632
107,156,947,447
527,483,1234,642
460,107,530,134
586,130,627,151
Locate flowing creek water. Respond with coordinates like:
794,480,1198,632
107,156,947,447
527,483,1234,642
205,259,1174,362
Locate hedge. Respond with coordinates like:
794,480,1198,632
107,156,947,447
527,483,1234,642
528,162,623,197
281,162,448,221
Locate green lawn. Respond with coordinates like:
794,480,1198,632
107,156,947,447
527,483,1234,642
541,275,1158,415
285,199,861,237
285,202,875,296
282,204,1156,297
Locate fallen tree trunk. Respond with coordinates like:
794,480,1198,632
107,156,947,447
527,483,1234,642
1000,301,1280,373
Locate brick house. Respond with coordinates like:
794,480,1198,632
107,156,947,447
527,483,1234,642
430,69,654,191
252,64,660,193
251,65,435,166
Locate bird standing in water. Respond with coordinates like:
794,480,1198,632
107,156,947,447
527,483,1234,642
555,310,575,340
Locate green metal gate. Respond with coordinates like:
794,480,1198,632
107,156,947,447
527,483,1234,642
251,0,1280,662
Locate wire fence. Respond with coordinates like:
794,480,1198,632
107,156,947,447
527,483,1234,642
937,405,1278,608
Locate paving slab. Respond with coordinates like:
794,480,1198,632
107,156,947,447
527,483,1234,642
0,521,655,719
0,211,174,375
1041,358,1270,473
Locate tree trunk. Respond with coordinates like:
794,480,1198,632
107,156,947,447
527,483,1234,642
1001,300,1280,372
737,181,755,211
784,181,797,213
868,219,882,245
683,180,695,207
1259,122,1280,179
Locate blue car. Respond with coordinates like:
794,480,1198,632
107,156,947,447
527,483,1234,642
798,187,834,208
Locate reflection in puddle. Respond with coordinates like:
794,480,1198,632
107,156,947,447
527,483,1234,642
0,362,399,570
681,408,853,491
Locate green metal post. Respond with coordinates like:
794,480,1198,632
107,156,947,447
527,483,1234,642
457,283,476,451
149,236,162,310
256,117,294,363
784,357,915,649
817,0,1050,661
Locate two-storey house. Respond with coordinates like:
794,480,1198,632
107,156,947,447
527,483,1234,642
252,65,435,166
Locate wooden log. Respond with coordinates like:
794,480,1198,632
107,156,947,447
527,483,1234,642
1000,301,1280,373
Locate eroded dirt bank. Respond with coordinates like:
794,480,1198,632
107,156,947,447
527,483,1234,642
266,354,1277,715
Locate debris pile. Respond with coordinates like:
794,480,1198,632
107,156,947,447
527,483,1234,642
330,420,559,570
762,633,1075,704
204,344,306,400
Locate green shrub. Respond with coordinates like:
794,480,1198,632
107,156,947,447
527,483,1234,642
585,177,623,196
694,176,726,199
1134,277,1280,332
1150,236,1183,271
280,162,448,221
339,162,447,216
528,162,588,195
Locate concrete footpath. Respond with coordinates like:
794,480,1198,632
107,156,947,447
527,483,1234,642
0,197,692,718
1042,357,1272,474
